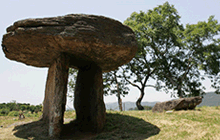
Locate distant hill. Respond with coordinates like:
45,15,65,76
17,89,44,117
105,101,157,111
198,92,220,107
105,92,220,110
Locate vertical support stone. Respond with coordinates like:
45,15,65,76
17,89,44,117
42,63,54,123
42,53,69,138
74,63,106,133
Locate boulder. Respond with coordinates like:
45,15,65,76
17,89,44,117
152,96,202,113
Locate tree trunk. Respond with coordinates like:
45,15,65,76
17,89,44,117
42,53,69,138
117,94,123,111
177,85,183,98
136,90,145,110
118,96,123,111
74,63,106,133
116,83,123,111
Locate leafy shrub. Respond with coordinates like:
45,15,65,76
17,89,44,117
0,108,10,116
8,111,19,117
0,101,42,114
20,105,27,111
25,113,35,117
130,105,153,110
144,106,153,110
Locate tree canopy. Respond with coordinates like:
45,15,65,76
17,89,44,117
123,2,220,109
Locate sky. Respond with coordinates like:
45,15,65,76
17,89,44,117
0,0,220,108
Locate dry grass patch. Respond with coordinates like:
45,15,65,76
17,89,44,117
0,116,40,140
0,106,219,140
147,106,220,140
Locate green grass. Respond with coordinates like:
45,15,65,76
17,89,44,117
64,110,76,120
0,112,41,127
0,106,220,140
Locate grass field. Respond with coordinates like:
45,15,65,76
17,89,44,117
0,106,220,140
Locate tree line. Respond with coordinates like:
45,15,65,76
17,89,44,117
0,100,42,116
128,106,153,111
68,2,220,110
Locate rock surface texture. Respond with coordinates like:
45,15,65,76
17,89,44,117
152,96,202,113
2,14,137,72
2,14,137,138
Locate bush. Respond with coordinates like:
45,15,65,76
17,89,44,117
24,112,42,117
29,105,36,114
0,108,10,116
8,111,20,117
130,106,153,111
144,106,153,110
0,102,43,115
20,105,27,112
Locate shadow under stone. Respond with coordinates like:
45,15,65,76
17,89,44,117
62,113,160,139
13,113,160,140
13,120,49,140
94,113,160,139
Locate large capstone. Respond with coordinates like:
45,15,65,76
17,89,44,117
2,14,137,72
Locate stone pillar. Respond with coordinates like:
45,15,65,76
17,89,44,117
42,53,69,138
74,63,106,133
42,64,54,123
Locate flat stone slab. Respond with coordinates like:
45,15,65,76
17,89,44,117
152,96,202,113
2,14,137,72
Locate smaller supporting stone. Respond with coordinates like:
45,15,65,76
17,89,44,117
74,63,106,133
43,53,69,138
42,65,54,123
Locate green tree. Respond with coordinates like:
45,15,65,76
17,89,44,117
124,2,220,109
0,108,10,116
123,2,184,109
35,104,42,113
103,68,129,111
158,15,220,98
7,100,19,111
20,105,27,112
0,103,6,109
67,68,78,100
29,105,36,114
184,16,220,94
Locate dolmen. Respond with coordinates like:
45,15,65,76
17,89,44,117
2,14,138,138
